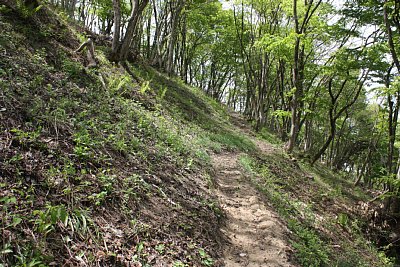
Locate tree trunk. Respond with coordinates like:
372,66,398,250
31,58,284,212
384,0,400,73
286,0,301,153
111,0,121,58
166,0,185,76
112,0,149,62
180,13,187,82
146,8,152,58
312,115,335,165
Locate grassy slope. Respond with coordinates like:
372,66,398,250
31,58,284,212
0,5,255,266
0,3,391,267
239,136,392,266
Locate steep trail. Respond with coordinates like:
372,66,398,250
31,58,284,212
214,114,295,267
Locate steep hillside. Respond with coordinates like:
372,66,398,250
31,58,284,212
0,5,254,266
0,3,394,267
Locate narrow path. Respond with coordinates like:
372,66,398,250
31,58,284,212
213,112,295,266
213,151,294,267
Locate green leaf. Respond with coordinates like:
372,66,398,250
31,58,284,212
137,242,144,253
337,213,349,226
198,248,207,258
12,216,22,227
0,196,17,204
272,110,291,118
34,5,43,13
59,206,68,225
81,213,87,231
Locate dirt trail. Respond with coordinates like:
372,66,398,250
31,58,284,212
214,115,295,267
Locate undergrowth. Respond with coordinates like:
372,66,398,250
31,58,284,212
239,152,394,267
0,5,246,266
